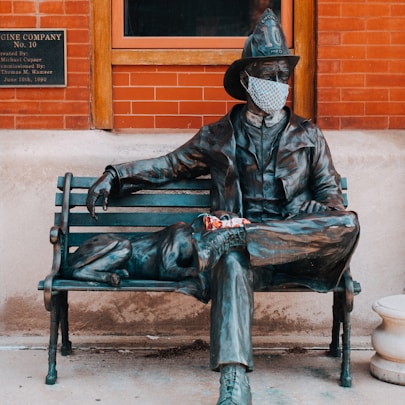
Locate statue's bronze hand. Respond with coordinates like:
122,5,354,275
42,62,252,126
299,200,329,214
86,171,115,219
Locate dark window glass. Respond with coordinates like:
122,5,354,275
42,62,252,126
124,0,281,37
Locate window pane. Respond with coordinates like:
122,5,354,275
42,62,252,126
124,0,281,37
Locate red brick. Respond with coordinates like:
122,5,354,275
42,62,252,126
204,87,234,101
0,15,36,27
0,116,15,128
342,3,390,17
15,88,64,101
317,3,341,17
67,72,90,87
16,115,64,129
41,101,89,115
318,45,366,59
65,115,90,129
40,16,89,29
0,101,40,114
391,32,405,45
391,4,405,17
389,60,405,74
68,44,90,58
317,102,364,116
66,87,89,101
203,115,225,126
122,66,157,73
13,1,36,13
389,117,405,129
317,88,341,102
114,87,155,101
130,72,177,86
178,73,224,87
342,31,390,45
0,2,12,13
0,89,16,100
156,115,202,129
114,115,154,129
159,66,205,73
67,29,90,43
342,88,388,102
113,101,131,115
65,1,90,14
113,73,130,86
341,60,388,74
390,88,405,102
367,46,404,60
318,17,365,31
39,1,65,14
156,87,203,101
318,32,341,46
367,18,405,31
68,58,91,73
132,101,179,115
366,74,405,88
366,102,405,116
317,60,341,74
317,73,365,88
340,116,389,130
180,101,227,115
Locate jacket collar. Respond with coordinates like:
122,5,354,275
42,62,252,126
229,105,315,152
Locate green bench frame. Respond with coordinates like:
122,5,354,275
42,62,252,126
38,172,361,386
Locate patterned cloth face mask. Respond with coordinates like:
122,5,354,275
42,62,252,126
242,72,289,115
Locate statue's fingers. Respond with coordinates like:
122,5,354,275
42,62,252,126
86,192,98,219
102,191,109,211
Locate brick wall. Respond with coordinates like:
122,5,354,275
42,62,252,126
317,0,405,129
0,0,90,129
0,1,403,130
113,65,239,129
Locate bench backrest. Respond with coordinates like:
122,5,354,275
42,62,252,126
55,172,348,266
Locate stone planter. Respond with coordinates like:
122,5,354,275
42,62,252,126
370,295,405,385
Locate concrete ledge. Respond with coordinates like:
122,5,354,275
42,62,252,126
1,129,404,338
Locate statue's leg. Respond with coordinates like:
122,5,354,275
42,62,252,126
246,211,359,267
210,250,254,371
245,211,360,288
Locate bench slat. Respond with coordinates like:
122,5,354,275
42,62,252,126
55,192,210,208
38,279,178,291
37,279,361,294
55,212,202,227
57,176,212,190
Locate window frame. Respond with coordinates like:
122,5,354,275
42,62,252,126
91,0,315,129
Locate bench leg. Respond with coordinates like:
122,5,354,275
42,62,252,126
341,309,352,387
59,291,72,356
46,294,61,385
329,271,354,387
329,290,342,357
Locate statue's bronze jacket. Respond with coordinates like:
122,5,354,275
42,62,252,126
110,105,344,219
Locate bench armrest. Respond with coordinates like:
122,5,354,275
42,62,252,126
43,226,65,311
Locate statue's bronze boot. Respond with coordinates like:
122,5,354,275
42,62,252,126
192,227,246,272
217,364,252,405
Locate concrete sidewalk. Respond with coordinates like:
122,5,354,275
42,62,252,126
0,336,404,405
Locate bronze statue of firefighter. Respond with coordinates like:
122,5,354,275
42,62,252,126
68,10,360,405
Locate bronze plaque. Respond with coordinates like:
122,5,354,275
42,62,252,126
0,29,66,87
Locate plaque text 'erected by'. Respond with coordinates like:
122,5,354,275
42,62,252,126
0,29,66,87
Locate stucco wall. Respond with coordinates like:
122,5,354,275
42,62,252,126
0,129,404,342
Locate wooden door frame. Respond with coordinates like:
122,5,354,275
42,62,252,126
91,0,316,129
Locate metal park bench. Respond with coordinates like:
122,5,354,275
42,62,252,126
38,172,361,386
